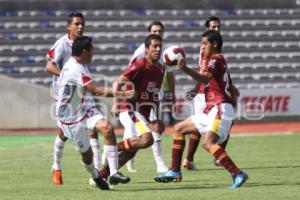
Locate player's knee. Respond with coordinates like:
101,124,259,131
174,123,183,133
142,133,154,148
95,121,113,137
202,140,212,151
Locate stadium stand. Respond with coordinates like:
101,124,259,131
1,7,300,91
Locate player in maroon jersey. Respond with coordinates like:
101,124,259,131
98,34,166,179
155,30,248,189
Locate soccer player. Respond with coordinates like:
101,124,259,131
155,30,248,189
45,12,101,185
99,34,166,179
182,16,232,169
122,21,172,173
56,36,132,190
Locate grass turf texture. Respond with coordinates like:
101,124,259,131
0,133,299,200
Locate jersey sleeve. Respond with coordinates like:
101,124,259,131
46,42,64,66
207,58,218,74
122,63,140,81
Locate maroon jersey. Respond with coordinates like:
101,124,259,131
121,57,165,119
204,54,234,112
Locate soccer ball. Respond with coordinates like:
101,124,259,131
163,45,185,66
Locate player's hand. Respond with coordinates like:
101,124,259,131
177,58,186,69
111,104,120,117
116,89,136,99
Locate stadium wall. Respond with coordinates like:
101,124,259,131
0,75,119,129
0,0,297,11
0,75,56,129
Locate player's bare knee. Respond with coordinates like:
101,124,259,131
202,140,212,151
144,135,154,148
174,123,183,133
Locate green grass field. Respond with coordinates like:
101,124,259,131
0,133,300,200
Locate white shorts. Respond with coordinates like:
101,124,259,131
60,107,105,153
120,110,151,139
193,93,206,115
191,103,234,144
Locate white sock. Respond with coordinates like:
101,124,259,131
151,138,166,168
81,161,99,179
52,136,65,170
126,159,135,169
103,145,118,176
90,138,100,169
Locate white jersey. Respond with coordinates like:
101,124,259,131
46,34,73,99
56,57,96,125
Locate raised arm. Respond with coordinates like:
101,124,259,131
177,58,212,83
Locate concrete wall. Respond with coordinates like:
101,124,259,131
0,75,118,129
0,75,56,129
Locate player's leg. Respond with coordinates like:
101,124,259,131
62,122,109,190
92,118,130,185
202,103,248,188
117,111,154,151
88,129,100,169
183,93,206,170
154,117,199,182
52,127,67,185
122,124,137,172
182,132,200,170
149,120,168,173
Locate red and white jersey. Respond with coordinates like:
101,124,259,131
46,34,73,99
121,57,165,119
56,57,95,125
204,54,234,112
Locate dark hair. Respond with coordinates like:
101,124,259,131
202,30,223,52
144,34,162,48
147,20,164,32
72,36,93,56
67,12,85,24
205,16,220,28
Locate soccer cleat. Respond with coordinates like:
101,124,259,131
230,171,249,189
52,170,63,185
182,159,198,170
93,176,110,190
157,164,169,173
154,170,182,182
109,172,131,185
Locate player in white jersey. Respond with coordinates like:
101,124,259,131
123,21,174,173
57,36,132,190
45,12,100,185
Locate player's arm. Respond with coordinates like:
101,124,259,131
45,61,61,76
164,71,176,104
111,75,135,116
85,80,134,98
177,58,212,83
